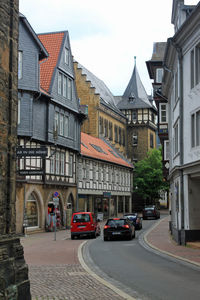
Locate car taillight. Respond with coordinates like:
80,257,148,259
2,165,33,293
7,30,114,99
123,224,129,228
104,225,111,229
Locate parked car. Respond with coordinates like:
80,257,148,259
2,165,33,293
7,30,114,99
70,212,101,239
143,206,160,220
123,213,142,230
103,218,135,241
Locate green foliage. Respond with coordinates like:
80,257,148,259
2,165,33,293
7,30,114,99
133,148,169,203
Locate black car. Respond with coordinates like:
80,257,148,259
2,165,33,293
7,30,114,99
103,218,135,241
143,206,160,220
123,213,142,230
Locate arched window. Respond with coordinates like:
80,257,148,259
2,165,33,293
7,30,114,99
26,193,38,227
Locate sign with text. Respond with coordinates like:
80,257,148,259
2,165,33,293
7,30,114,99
18,169,44,176
16,147,48,157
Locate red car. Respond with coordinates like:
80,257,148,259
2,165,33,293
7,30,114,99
70,212,101,239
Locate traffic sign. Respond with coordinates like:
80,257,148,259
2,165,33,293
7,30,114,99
54,191,59,197
53,197,59,207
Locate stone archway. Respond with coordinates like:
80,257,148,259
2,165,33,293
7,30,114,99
25,187,44,229
46,191,65,230
67,193,75,212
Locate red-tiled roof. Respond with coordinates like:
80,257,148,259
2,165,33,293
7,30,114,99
81,132,133,168
38,32,65,92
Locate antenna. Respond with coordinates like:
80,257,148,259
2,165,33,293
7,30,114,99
134,56,136,66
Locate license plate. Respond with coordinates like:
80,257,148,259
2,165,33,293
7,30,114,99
78,225,86,228
112,232,121,235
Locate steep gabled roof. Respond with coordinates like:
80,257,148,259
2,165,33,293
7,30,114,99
38,32,65,93
116,62,156,111
76,62,126,119
81,132,133,169
19,13,48,60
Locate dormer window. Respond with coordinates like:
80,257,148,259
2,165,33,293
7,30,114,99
156,68,163,83
129,93,135,102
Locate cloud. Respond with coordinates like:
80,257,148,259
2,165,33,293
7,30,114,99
19,0,178,95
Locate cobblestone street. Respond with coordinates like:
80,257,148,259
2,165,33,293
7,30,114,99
21,230,126,300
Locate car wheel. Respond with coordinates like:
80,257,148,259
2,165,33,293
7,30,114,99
128,233,132,240
71,234,74,240
92,232,96,239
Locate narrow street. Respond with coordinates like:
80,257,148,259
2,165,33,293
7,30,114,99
22,212,200,300
83,215,200,300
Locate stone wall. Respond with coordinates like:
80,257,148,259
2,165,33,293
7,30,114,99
0,1,31,298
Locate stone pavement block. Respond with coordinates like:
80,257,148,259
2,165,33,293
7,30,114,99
22,230,125,300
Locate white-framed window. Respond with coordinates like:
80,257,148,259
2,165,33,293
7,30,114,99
59,114,64,135
64,116,69,137
54,111,59,134
58,72,62,95
55,152,60,175
156,68,163,83
164,140,169,160
191,110,200,148
191,44,200,89
174,122,179,155
69,154,73,176
67,78,72,100
159,103,168,123
63,76,67,98
60,152,65,175
50,150,55,174
191,49,195,89
132,110,137,122
18,51,23,79
195,44,200,86
64,48,69,65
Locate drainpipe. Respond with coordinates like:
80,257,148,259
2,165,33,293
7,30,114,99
172,41,184,232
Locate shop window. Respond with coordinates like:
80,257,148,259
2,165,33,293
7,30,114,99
26,193,38,227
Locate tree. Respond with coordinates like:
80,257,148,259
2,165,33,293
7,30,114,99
133,148,169,205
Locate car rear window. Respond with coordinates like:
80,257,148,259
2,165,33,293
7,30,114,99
126,216,136,221
107,219,126,226
73,213,90,223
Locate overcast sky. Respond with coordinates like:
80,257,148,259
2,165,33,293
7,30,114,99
19,0,198,96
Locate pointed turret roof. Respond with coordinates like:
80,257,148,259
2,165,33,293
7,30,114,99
116,60,156,111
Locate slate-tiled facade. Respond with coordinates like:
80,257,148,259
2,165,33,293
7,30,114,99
115,61,157,163
16,16,82,233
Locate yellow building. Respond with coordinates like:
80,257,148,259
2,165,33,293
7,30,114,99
74,61,127,155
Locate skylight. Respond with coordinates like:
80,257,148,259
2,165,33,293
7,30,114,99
90,144,107,155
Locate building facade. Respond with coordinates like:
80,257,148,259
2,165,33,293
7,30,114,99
162,0,200,244
16,16,83,233
0,2,31,299
74,62,127,155
114,61,157,163
78,133,133,218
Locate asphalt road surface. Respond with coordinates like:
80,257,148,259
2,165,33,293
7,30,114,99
83,217,200,300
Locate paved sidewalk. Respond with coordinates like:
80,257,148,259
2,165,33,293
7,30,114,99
144,215,200,267
21,230,129,300
21,214,200,300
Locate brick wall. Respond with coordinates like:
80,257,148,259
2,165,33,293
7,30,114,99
0,1,31,298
